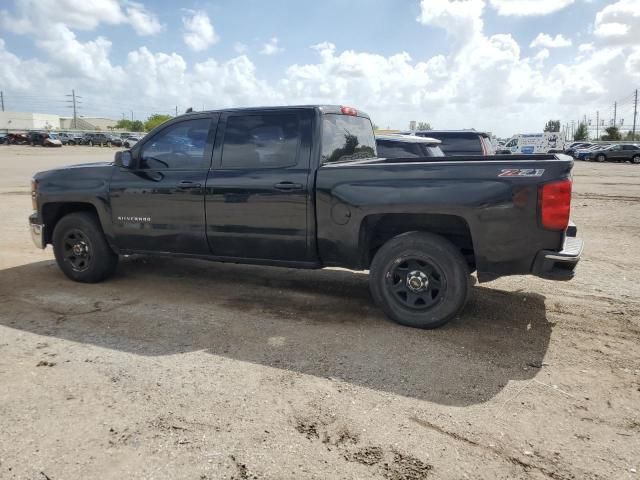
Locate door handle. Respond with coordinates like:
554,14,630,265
274,182,303,191
176,181,202,189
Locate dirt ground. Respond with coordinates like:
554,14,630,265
0,145,638,480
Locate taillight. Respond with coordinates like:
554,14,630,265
340,106,358,116
539,179,571,230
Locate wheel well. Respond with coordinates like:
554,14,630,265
361,214,475,269
42,202,99,245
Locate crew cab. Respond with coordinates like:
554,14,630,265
29,105,583,329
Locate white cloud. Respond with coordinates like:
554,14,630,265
594,0,640,44
260,37,284,55
234,42,248,54
489,0,575,16
1,0,640,138
0,0,162,36
417,0,485,50
530,33,572,48
182,10,218,51
533,48,550,66
578,43,594,52
125,2,163,36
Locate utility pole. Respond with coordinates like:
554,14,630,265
613,101,617,129
596,111,599,139
0,91,4,112
175,105,178,116
65,89,81,129
131,111,134,122
633,89,638,141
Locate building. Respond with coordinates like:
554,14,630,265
60,117,118,130
0,111,117,131
0,111,60,131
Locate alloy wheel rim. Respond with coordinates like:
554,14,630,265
63,229,92,272
386,257,446,310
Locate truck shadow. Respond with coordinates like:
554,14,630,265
0,257,553,406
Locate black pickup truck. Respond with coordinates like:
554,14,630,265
29,105,583,328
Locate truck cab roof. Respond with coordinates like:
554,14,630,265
181,105,371,120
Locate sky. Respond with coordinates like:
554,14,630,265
0,0,639,137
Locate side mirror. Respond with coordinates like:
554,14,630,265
114,150,133,168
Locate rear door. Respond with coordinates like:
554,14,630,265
205,110,313,262
109,114,217,254
622,144,640,160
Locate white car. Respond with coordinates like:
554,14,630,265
123,135,143,148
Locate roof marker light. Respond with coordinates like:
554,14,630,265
340,106,358,116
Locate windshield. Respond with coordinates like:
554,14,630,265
321,114,376,164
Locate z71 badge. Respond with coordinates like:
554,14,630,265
498,168,545,177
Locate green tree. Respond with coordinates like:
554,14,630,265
130,120,145,132
574,122,588,141
417,122,432,130
625,130,640,141
115,119,133,130
601,126,621,141
544,120,560,132
145,114,172,132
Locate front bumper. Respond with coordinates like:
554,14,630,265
29,214,46,249
532,230,583,281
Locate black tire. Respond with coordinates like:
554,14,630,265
52,212,118,283
632,155,640,165
88,140,93,147
369,232,470,329
596,153,606,162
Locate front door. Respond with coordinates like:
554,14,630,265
205,110,312,262
110,114,217,254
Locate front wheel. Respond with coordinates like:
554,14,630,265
596,153,606,162
369,232,470,329
632,155,640,165
52,212,118,283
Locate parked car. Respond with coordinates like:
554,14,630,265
27,131,62,147
498,133,565,154
123,135,143,148
564,142,593,157
584,144,640,163
403,130,495,156
6,133,29,145
56,132,76,145
0,133,8,144
375,134,444,159
106,134,123,147
80,133,112,146
29,105,582,329
575,144,608,160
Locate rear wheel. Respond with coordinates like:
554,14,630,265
369,232,470,329
596,153,606,162
632,155,640,165
52,212,118,283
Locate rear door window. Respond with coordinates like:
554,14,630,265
221,114,300,169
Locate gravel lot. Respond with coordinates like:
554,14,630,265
0,145,638,480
